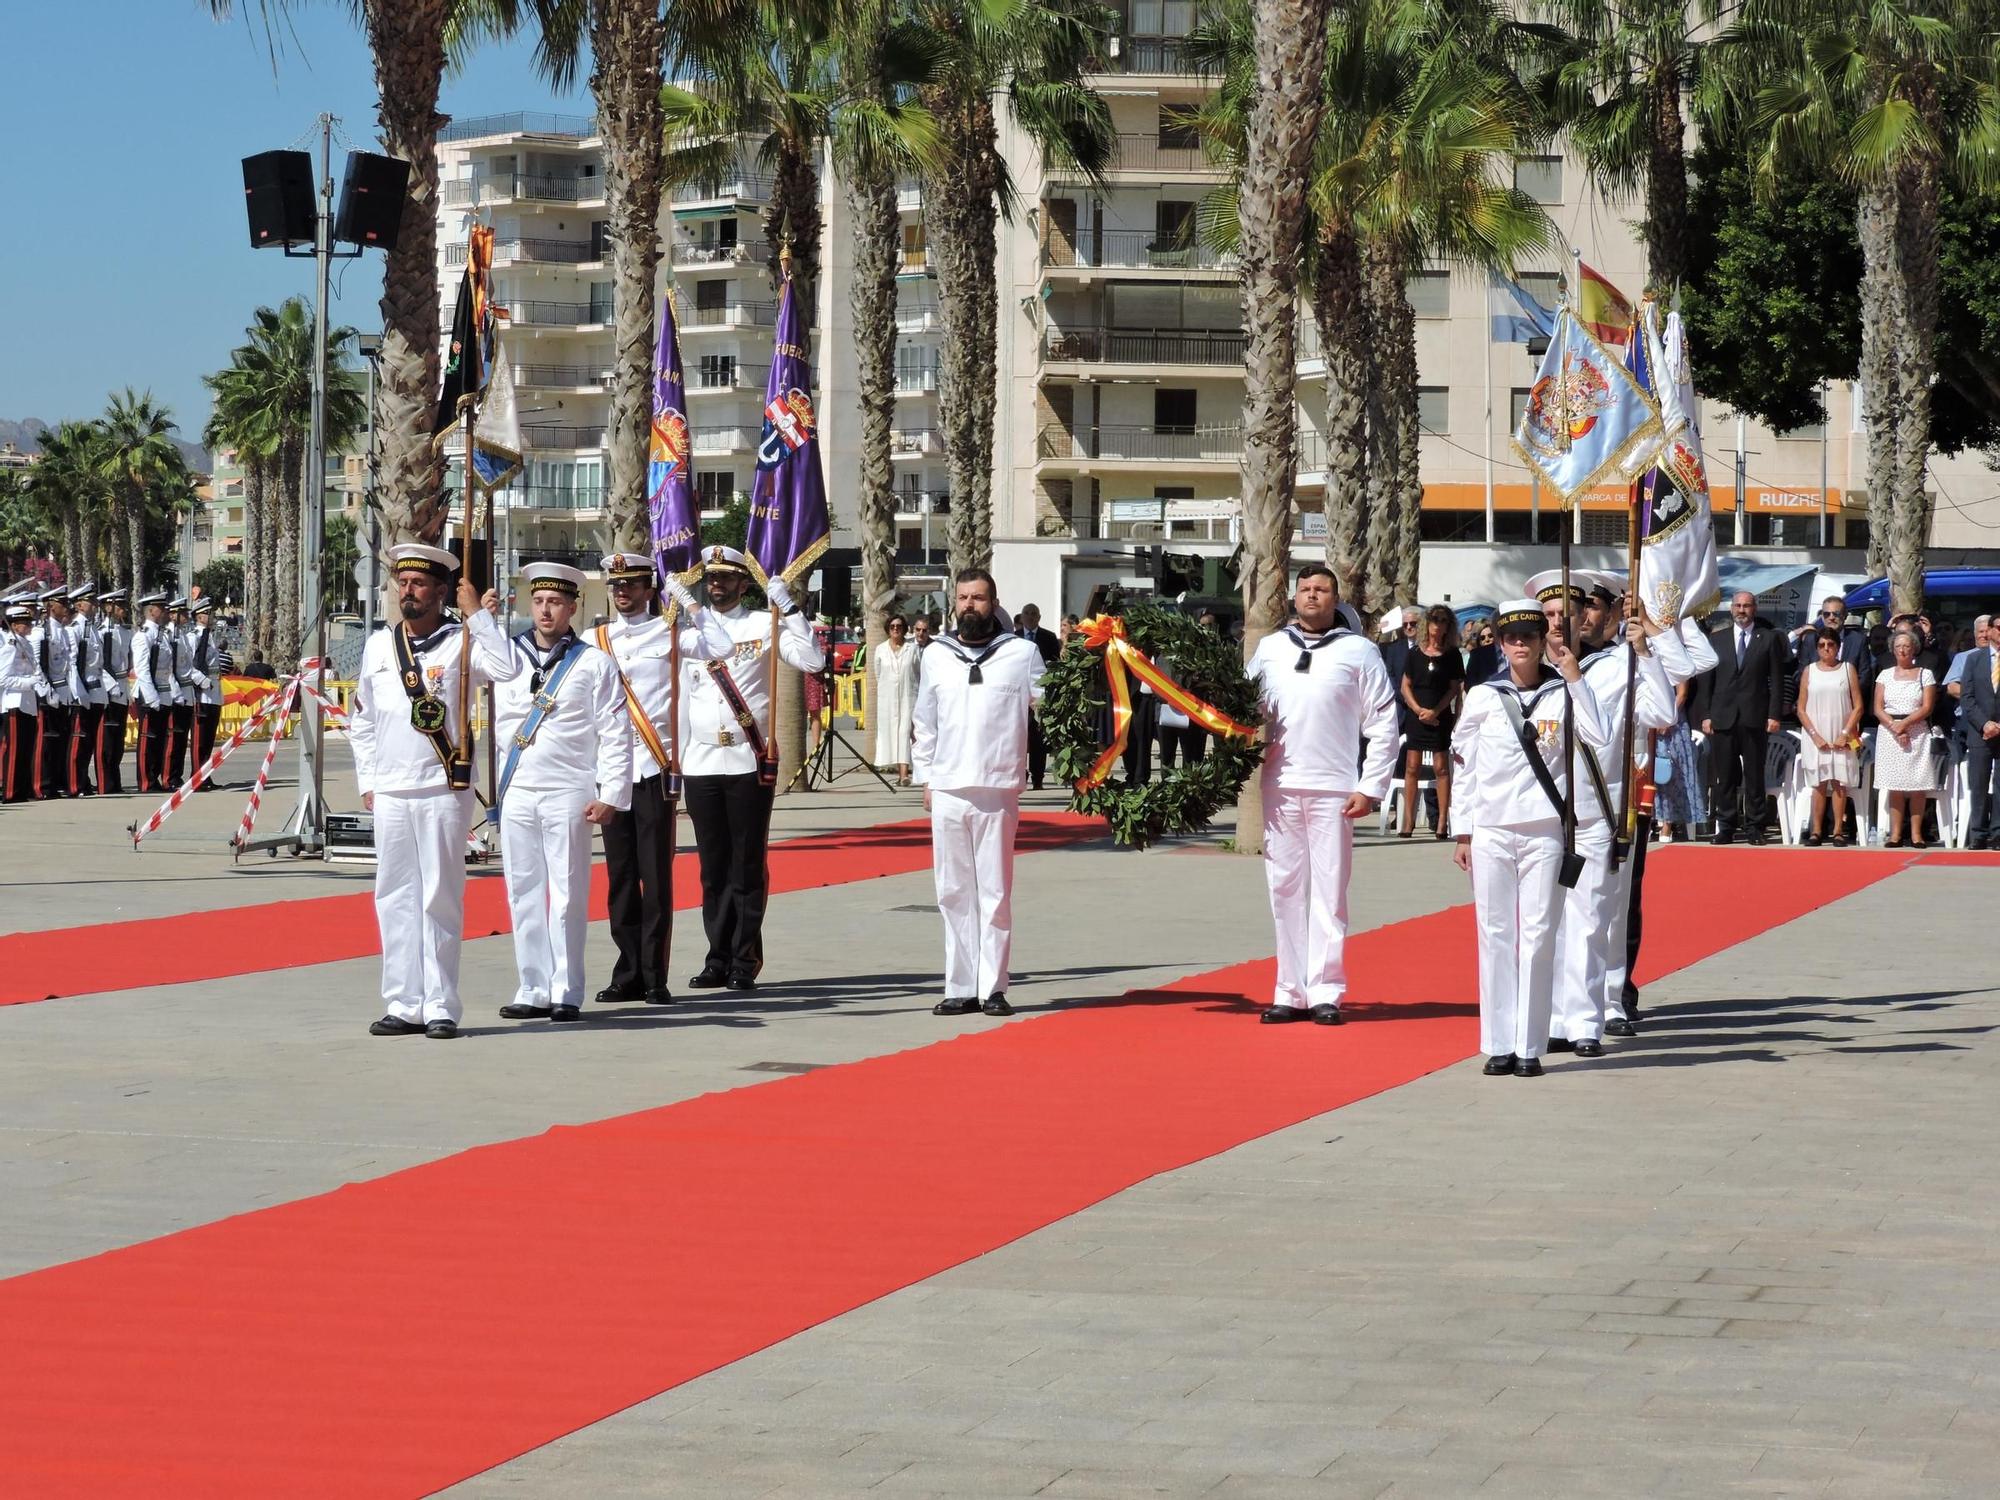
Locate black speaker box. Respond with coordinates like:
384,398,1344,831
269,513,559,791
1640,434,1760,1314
334,151,410,250
242,150,315,249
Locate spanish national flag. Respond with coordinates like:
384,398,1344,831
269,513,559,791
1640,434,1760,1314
1575,260,1635,345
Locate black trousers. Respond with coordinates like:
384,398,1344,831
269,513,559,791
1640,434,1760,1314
38,703,74,798
101,701,128,793
137,705,172,792
167,705,194,787
685,771,776,977
2,710,38,801
603,772,676,994
192,703,221,782
73,702,104,795
1156,724,1207,771
1966,738,2000,848
1026,718,1047,789
1623,813,1652,1010
1121,695,1158,786
1710,723,1767,830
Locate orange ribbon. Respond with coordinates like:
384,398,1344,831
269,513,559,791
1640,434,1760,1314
1074,614,1258,791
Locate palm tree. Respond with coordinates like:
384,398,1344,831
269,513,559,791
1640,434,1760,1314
1725,0,2000,612
28,421,115,584
100,392,188,603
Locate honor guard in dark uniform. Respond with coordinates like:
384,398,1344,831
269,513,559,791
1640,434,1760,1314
184,597,225,784
132,592,175,792
98,589,133,794
32,587,79,797
66,583,107,795
165,598,195,787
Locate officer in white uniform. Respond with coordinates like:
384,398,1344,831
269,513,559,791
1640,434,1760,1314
3,603,50,802
1248,563,1400,1024
98,589,134,794
165,598,197,788
678,545,823,991
491,561,634,1024
349,544,518,1039
1531,571,1676,1056
911,567,1045,1016
67,584,108,796
32,588,81,798
591,552,733,1005
1450,599,1607,1077
183,597,226,785
132,592,175,792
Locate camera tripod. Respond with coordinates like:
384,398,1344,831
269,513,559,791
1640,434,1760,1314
790,678,898,793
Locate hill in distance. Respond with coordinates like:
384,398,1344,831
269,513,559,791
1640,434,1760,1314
1,416,208,474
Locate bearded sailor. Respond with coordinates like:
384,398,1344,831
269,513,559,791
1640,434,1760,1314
131,592,174,792
1450,598,1607,1078
98,589,133,794
590,551,733,1007
491,561,633,1024
911,567,1045,1016
349,544,519,1040
1532,570,1675,1058
1248,563,1400,1024
677,544,823,992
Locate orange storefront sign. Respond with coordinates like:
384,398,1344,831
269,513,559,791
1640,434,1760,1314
1418,482,1839,514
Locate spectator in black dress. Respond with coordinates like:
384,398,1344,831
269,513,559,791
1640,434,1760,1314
1398,604,1465,838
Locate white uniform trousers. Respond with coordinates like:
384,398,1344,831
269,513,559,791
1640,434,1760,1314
1552,820,1616,1043
1600,845,1639,1024
373,788,475,1024
1470,822,1564,1060
501,785,594,1009
1262,788,1356,1010
931,785,1021,1000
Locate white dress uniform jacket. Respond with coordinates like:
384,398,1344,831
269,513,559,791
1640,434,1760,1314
1249,624,1401,1012
677,605,824,777
1452,667,1609,1061
595,609,734,781
183,623,225,707
71,615,108,706
31,621,79,706
101,620,132,705
912,631,1046,1002
2,631,50,715
169,626,197,707
134,623,173,710
349,610,523,1026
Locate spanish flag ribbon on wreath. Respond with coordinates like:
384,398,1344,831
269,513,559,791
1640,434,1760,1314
1074,615,1257,792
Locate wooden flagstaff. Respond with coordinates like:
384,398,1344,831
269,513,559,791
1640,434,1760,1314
1613,293,1659,869
457,386,477,788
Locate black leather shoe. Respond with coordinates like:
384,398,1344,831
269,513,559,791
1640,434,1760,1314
1573,1039,1604,1058
594,985,642,1005
498,1002,552,1020
1513,1056,1544,1077
643,986,673,1006
1711,829,1735,846
933,996,980,1016
425,1020,459,1040
1482,1054,1517,1075
982,994,1014,1016
1605,1017,1636,1037
725,971,758,992
550,1004,581,1023
1747,828,1768,846
1260,1003,1309,1024
369,1016,425,1036
1546,1037,1575,1053
686,967,728,989
1309,1004,1344,1025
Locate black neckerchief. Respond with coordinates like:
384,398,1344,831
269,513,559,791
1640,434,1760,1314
937,633,1009,684
1488,662,1567,714
514,629,579,693
403,619,459,656
1578,641,1620,674
1284,623,1347,673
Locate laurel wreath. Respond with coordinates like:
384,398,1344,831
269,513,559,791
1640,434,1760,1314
1040,600,1264,850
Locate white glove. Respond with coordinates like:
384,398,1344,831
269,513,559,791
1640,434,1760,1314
765,577,794,614
664,578,698,615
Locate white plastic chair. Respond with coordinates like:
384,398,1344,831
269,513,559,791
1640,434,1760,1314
1776,730,1810,844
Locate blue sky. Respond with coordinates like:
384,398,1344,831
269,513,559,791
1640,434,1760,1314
0,4,584,451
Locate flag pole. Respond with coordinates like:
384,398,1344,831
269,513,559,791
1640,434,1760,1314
1614,295,1656,868
1560,255,1581,875
765,243,792,767
457,385,477,787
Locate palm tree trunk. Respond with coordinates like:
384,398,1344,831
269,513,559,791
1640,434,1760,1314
1361,236,1411,613
271,436,303,671
1234,0,1333,856
849,154,901,653
62,508,84,583
1644,72,1688,291
965,111,1001,565
244,461,267,659
1886,150,1940,616
925,94,999,575
1856,180,1898,583
362,0,450,544
126,485,147,601
106,517,128,605
593,0,666,552
79,515,99,586
1315,222,1368,605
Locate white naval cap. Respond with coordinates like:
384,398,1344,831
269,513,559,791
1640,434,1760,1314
1494,598,1548,634
135,590,170,608
599,551,655,583
189,596,216,614
1522,569,1586,607
388,543,460,581
5,604,30,621
696,544,753,577
520,559,586,597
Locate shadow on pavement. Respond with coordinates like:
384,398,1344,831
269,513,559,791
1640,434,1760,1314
1573,986,1998,1070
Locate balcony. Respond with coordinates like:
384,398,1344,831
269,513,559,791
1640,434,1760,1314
890,429,940,457
1041,326,1247,367
1043,230,1236,273
446,237,600,268
895,364,940,396
672,240,756,269
689,362,769,392
673,172,774,206
685,300,778,330
692,425,759,455
503,300,610,328
511,361,612,389
522,424,607,451
441,172,606,207
1037,423,1243,463
439,111,596,143
894,488,950,517
1097,34,1203,75
895,304,943,334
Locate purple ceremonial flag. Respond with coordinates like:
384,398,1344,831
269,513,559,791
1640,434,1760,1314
746,276,830,586
648,293,699,580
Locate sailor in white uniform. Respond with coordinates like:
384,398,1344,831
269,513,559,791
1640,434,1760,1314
31,588,80,798
2,603,50,802
165,598,196,787
1532,571,1676,1056
491,561,634,1024
132,592,175,792
911,567,1045,1015
350,544,519,1039
98,588,134,794
1450,599,1608,1077
677,545,823,991
183,597,226,784
1248,563,1400,1024
66,583,107,796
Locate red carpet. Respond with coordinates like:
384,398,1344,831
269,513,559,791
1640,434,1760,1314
0,813,1099,1007
0,843,1903,1496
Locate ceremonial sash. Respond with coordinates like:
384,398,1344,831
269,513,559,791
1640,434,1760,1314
705,657,775,785
1496,682,1585,889
594,624,678,794
393,622,472,789
495,636,584,808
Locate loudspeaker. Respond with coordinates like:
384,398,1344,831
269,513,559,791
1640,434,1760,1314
334,151,410,250
241,150,315,249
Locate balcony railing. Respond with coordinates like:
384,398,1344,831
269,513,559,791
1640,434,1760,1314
894,488,951,516
439,111,596,143
672,241,755,268
1099,34,1204,74
1041,326,1247,366
1107,132,1210,173
685,301,778,329
895,365,940,395
522,424,608,450
442,172,606,206
895,304,942,334
511,361,613,388
689,362,769,391
692,426,759,454
890,429,940,456
446,237,601,267
504,300,610,327
1043,230,1236,272
675,173,774,204
1036,423,1243,462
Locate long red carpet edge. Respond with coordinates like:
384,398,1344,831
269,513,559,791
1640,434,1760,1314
0,847,1908,1496
0,812,1101,1007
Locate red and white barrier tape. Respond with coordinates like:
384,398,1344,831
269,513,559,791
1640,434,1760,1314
231,677,304,852
129,675,297,849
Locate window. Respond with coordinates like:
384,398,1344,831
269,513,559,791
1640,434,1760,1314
697,470,736,507
587,283,612,322
1154,388,1197,432
1580,510,1629,546
1509,386,1533,430
1747,512,1820,546
1407,269,1450,318
1519,272,1563,311
695,279,726,311
698,354,737,388
1154,484,1195,500
1514,155,1563,203
1154,199,1195,249
1158,107,1199,151
1777,421,1825,441
717,217,738,249
902,221,926,268
589,220,610,259
1418,386,1450,433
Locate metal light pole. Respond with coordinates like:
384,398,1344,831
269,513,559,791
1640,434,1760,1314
359,333,382,638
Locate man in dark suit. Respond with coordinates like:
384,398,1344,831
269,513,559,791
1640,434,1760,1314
1693,591,1786,844
1790,595,1870,673
1959,626,2000,849
1015,603,1060,790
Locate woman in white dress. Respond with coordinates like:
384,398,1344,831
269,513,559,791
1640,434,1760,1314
1794,628,1862,845
872,613,920,785
1872,628,1939,847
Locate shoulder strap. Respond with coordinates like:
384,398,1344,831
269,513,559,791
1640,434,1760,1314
497,638,585,806
705,656,771,766
595,624,674,775
1496,687,1571,825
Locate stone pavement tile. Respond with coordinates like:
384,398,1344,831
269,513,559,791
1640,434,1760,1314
1537,1293,1679,1316
1037,1464,1230,1497
1475,1459,1673,1497
870,1458,1072,1493
1583,1312,1729,1338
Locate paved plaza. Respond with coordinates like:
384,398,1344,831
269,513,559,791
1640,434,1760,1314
2,748,1997,1498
